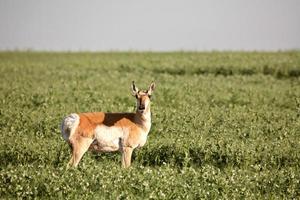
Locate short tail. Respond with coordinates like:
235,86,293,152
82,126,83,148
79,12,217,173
61,113,80,141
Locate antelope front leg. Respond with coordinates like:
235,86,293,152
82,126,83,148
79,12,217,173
121,147,134,168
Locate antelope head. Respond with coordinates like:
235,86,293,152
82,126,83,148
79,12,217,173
131,81,155,114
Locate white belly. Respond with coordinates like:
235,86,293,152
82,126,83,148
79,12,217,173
92,125,128,152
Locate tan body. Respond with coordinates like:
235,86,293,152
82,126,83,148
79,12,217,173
61,82,155,168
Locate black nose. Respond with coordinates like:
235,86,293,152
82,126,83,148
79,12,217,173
139,105,145,110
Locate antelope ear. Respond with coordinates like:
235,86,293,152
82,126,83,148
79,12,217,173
148,82,155,95
131,81,139,96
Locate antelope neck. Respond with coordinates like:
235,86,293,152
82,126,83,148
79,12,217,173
135,105,151,126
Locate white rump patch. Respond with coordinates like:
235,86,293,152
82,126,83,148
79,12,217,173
61,113,80,141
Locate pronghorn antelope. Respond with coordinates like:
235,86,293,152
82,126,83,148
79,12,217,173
61,81,155,168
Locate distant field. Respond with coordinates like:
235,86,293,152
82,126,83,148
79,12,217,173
0,52,299,199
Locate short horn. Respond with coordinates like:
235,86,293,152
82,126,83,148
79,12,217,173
131,81,138,95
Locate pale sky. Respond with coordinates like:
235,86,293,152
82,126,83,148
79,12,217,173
0,0,299,51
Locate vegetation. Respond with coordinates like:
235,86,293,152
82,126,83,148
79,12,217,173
0,51,299,199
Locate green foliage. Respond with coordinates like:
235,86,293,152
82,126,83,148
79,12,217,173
0,51,300,199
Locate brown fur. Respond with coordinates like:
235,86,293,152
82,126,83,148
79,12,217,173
75,112,147,146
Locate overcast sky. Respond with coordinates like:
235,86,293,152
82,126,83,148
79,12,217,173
0,0,299,51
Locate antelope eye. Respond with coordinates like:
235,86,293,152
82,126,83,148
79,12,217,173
135,95,138,99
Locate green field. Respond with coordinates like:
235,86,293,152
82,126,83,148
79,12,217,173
0,52,300,199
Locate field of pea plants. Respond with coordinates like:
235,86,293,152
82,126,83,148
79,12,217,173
0,51,299,199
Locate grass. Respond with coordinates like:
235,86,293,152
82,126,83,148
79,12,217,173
0,51,300,199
